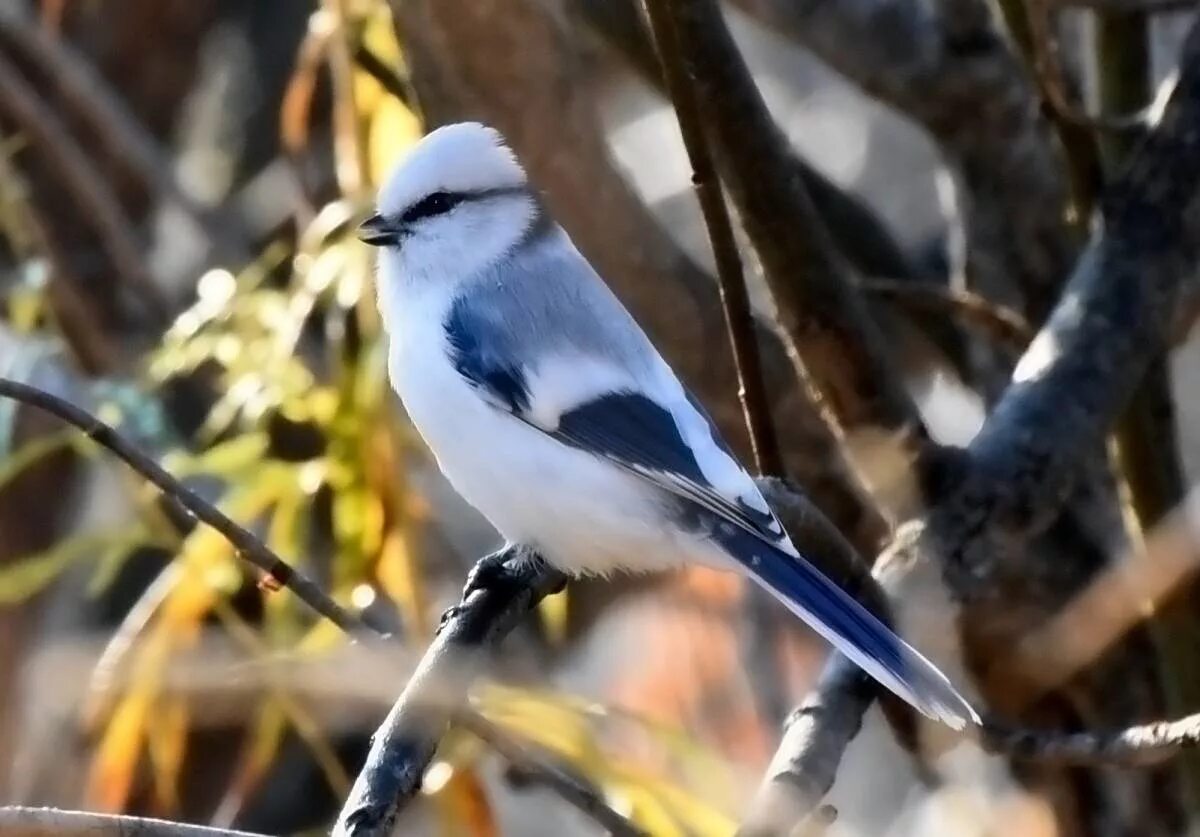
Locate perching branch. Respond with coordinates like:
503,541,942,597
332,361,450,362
332,547,568,836
0,377,385,636
0,807,267,837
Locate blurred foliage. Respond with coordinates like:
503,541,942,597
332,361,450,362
0,1,745,833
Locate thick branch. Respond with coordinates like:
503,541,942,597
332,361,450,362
733,0,1077,320
745,21,1200,832
956,22,1200,556
0,807,266,837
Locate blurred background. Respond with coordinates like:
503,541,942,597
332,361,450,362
2,0,1200,835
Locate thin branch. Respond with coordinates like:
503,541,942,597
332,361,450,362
643,0,782,476
0,50,169,327
454,710,648,837
332,547,570,836
858,278,1035,350
653,0,941,518
983,713,1200,765
353,43,414,107
0,807,267,837
642,0,791,726
0,377,386,636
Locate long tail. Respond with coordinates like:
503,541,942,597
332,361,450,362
718,527,979,730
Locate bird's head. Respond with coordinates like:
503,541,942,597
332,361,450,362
361,122,539,289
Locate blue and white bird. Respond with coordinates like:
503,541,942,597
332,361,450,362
360,122,978,730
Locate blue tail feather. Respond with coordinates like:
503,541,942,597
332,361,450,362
715,525,979,730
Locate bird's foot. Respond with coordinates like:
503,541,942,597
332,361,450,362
437,548,530,633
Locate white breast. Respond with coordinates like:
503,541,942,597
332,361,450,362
382,283,715,576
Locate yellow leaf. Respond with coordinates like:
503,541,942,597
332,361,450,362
0,429,72,491
433,766,497,837
146,696,189,814
87,688,152,811
0,529,145,604
619,783,687,837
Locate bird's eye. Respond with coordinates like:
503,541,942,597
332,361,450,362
402,191,462,223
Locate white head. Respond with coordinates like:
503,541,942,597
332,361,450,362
360,122,540,291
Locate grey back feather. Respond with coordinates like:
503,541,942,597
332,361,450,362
454,224,660,382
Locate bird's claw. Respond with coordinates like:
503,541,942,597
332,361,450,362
437,550,526,634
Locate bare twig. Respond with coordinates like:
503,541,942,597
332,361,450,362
643,0,781,476
642,0,790,725
332,547,569,836
654,0,941,518
0,51,169,326
0,807,267,837
0,378,385,636
354,42,414,107
454,711,648,836
859,278,1035,350
984,712,1200,765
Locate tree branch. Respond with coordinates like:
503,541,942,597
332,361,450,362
0,377,385,636
332,547,570,836
0,807,267,837
642,0,782,476
732,0,1077,321
743,19,1200,832
657,0,938,507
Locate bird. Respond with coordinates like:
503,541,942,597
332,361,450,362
359,121,978,730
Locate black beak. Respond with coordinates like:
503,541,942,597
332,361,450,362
358,213,403,247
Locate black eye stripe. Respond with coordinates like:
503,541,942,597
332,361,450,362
400,190,464,224
394,185,528,227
